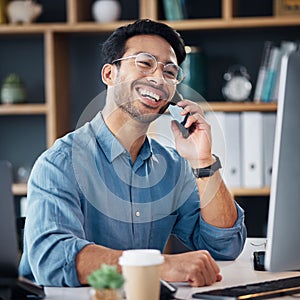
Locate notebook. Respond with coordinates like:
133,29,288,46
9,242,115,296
0,160,45,299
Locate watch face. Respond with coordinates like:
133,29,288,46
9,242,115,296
222,75,252,101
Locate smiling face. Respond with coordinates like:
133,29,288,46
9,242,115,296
103,34,178,124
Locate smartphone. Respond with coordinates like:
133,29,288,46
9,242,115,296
168,91,190,138
160,280,177,300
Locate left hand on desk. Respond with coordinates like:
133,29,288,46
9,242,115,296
162,250,222,287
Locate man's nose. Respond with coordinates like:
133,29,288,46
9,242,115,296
147,63,165,85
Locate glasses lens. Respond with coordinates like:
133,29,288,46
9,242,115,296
135,53,156,74
134,53,185,85
163,64,184,84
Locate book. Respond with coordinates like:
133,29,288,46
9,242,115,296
271,41,297,102
20,196,27,217
221,113,242,188
241,112,264,188
204,112,242,188
254,41,274,103
163,0,184,20
261,46,281,102
180,0,189,19
262,113,276,187
205,111,226,165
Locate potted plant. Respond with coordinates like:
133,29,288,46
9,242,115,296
0,73,26,104
87,264,124,300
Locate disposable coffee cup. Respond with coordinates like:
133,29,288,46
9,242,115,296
119,249,164,300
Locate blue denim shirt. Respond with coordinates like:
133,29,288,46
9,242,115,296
19,112,246,287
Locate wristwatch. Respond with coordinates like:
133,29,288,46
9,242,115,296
192,154,222,178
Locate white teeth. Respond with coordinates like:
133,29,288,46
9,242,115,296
140,88,160,102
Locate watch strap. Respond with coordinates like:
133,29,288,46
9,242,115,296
192,154,222,178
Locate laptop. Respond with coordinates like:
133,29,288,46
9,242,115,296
0,160,45,299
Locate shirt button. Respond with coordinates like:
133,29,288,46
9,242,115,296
135,211,141,217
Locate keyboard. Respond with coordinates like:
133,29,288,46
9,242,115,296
192,275,300,300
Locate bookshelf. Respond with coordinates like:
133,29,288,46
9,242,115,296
0,103,48,115
199,101,277,112
0,0,298,196
230,187,270,197
12,183,27,196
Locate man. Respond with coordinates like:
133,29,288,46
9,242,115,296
19,19,246,287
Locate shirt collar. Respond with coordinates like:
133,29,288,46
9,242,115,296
90,112,153,163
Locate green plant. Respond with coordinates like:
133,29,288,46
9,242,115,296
3,73,23,84
87,264,124,290
3,73,23,85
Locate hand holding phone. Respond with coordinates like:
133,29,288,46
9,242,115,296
168,91,190,138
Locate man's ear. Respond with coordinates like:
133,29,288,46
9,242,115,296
101,63,115,86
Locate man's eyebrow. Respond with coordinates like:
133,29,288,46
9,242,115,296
125,51,143,56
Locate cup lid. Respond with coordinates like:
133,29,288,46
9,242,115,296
119,249,164,266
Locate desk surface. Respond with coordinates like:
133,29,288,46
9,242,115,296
45,238,300,299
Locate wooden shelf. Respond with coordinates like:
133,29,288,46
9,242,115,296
0,22,129,34
230,187,271,197
12,183,27,196
1,16,300,35
166,16,300,31
0,103,48,115
200,102,278,112
0,23,47,34
0,102,277,115
51,21,135,33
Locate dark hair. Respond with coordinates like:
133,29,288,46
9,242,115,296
102,19,186,66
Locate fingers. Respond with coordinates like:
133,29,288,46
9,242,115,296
187,251,221,287
217,273,223,282
170,120,185,139
177,99,205,118
177,100,208,130
161,251,222,288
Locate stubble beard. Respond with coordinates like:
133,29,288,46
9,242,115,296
113,79,168,125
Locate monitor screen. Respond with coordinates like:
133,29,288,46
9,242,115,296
265,50,300,272
0,161,19,278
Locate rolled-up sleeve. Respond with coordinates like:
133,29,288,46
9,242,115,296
198,203,247,260
19,145,93,286
172,189,247,260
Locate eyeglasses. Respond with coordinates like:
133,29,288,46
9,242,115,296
111,52,185,85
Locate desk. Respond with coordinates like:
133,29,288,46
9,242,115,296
44,238,300,299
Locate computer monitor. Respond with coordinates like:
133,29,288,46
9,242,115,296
265,50,300,272
0,161,19,279
0,161,46,299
